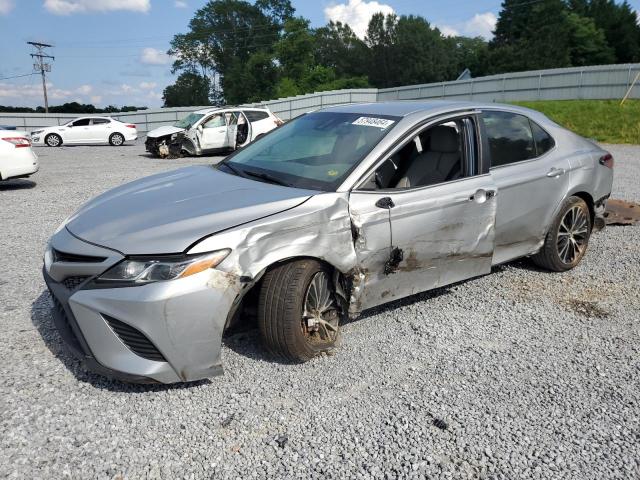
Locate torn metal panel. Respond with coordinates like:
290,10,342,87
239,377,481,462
604,199,640,225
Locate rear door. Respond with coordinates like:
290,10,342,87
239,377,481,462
482,110,570,264
349,114,497,309
89,118,111,142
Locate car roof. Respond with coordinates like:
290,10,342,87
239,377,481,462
194,106,270,114
318,100,542,119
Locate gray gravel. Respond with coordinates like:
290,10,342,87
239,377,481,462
1,141,639,479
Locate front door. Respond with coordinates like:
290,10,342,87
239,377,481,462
349,115,497,310
65,118,92,143
199,114,228,151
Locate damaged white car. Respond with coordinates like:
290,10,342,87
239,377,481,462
145,106,281,158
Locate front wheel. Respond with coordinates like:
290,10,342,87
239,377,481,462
258,260,341,362
532,196,591,271
45,134,62,147
109,132,125,146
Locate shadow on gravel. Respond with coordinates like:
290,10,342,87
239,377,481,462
223,329,299,366
0,179,36,190
30,290,210,392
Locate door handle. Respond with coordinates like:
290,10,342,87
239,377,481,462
546,167,566,178
375,197,395,209
469,189,497,203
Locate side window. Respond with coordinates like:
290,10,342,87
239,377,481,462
530,120,555,156
482,111,536,168
91,118,110,125
360,118,475,190
72,118,91,127
244,110,269,122
202,115,225,129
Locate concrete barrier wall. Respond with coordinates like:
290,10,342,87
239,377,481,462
1,63,637,134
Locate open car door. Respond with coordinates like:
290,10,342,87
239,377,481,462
225,112,238,150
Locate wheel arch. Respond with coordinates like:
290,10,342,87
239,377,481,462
223,255,349,333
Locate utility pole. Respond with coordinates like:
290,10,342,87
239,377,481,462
28,41,54,113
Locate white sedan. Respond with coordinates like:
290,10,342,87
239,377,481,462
0,130,38,181
31,117,137,147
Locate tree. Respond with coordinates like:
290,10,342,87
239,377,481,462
448,36,489,77
365,13,398,87
567,12,615,66
168,0,294,104
162,71,212,107
314,21,368,78
488,0,573,73
582,0,640,62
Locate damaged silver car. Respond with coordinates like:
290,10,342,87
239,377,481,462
145,106,281,158
43,101,613,383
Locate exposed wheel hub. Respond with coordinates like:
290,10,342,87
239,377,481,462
302,272,339,342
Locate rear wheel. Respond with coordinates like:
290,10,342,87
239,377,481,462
532,196,591,271
45,134,62,147
109,132,125,146
258,260,341,362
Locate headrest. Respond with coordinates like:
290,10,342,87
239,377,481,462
428,126,459,153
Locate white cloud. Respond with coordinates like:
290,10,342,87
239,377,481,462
174,0,187,8
0,0,14,15
43,0,150,15
324,0,395,39
139,81,157,90
140,47,171,65
76,84,92,95
438,12,497,40
90,95,102,104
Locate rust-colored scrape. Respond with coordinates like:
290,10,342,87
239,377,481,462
605,199,640,225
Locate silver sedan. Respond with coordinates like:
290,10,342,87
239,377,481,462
43,101,614,383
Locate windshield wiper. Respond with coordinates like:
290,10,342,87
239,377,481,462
219,161,246,178
242,169,291,187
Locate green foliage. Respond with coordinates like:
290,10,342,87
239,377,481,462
162,0,640,105
513,100,640,144
162,71,211,107
0,103,147,114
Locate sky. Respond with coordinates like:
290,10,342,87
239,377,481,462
0,0,638,109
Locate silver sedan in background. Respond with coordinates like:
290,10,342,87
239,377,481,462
43,101,613,384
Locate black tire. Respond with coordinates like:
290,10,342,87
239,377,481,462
258,259,341,362
532,196,592,272
109,132,125,146
45,133,62,147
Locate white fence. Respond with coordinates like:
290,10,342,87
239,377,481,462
1,63,638,134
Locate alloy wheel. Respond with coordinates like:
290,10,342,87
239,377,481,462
302,272,339,343
557,205,589,264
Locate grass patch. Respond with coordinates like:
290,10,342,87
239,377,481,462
512,99,640,144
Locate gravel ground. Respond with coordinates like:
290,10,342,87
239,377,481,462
1,141,639,479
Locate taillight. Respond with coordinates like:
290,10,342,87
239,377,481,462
126,124,136,129
2,137,31,148
599,153,614,169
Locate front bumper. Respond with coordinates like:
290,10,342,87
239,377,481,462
43,227,241,384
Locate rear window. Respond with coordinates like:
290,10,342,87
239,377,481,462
482,111,536,168
243,110,270,122
530,120,555,156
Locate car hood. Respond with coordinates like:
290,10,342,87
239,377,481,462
146,125,186,138
65,165,315,255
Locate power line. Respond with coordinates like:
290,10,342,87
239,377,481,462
0,72,36,81
28,41,55,114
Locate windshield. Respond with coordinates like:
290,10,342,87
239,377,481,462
174,113,205,129
220,111,399,191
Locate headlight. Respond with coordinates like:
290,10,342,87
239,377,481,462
97,250,230,285
32,129,44,135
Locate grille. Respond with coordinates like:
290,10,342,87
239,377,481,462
61,276,90,290
103,315,166,362
53,249,106,263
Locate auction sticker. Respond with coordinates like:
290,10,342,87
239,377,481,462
352,117,396,129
